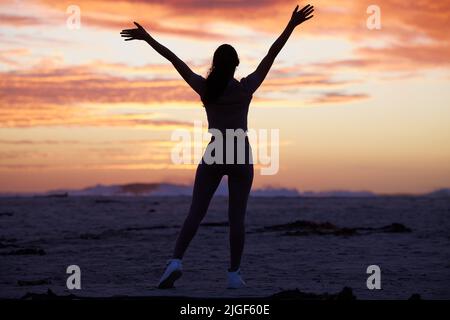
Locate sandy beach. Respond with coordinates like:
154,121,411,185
1,195,449,299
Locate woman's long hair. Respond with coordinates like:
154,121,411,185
201,44,239,106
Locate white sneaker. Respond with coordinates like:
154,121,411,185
227,268,246,289
157,259,183,289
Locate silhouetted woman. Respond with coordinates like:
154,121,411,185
121,4,314,289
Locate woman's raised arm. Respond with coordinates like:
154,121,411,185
243,4,314,94
120,22,202,93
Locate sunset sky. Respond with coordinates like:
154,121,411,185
0,0,449,194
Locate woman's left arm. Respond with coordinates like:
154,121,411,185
121,22,202,93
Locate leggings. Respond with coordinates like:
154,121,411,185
173,150,254,271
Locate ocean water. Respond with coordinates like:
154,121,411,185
0,196,449,299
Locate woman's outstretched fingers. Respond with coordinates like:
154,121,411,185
301,5,314,21
290,3,314,26
306,8,314,17
120,22,149,41
301,4,311,12
304,6,314,15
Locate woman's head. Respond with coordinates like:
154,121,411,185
202,44,239,105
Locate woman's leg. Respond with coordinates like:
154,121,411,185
172,163,223,259
227,164,254,271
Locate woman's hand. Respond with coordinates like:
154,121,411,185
289,4,314,28
120,22,150,41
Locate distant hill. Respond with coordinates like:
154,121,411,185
45,182,301,197
1,183,449,198
425,188,450,197
300,190,376,197
38,183,377,197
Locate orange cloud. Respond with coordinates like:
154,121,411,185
0,108,193,129
0,64,199,107
28,0,448,40
0,138,171,145
3,1,444,42
55,1,450,69
0,48,31,67
0,62,197,128
2,1,447,75
356,43,450,69
310,92,369,104
0,13,42,26
0,60,357,127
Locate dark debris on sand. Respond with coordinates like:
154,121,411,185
270,287,356,300
259,220,411,237
0,211,14,217
17,279,52,287
201,221,229,227
76,225,177,240
0,247,46,256
0,237,18,249
39,192,68,198
94,198,124,204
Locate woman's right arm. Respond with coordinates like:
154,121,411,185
244,4,314,93
121,22,204,95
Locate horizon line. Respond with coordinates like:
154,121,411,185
0,181,448,197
